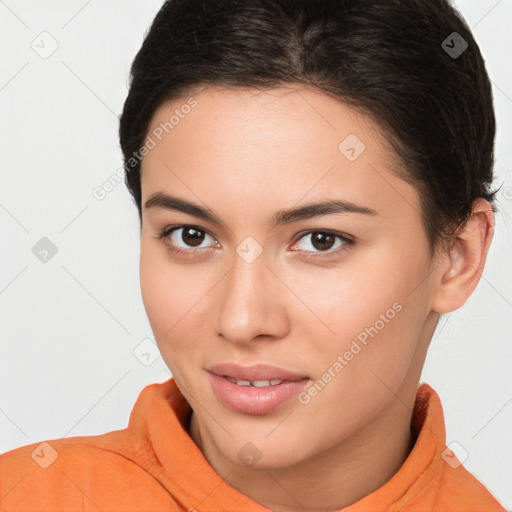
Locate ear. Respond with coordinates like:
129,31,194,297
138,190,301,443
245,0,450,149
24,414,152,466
431,198,494,314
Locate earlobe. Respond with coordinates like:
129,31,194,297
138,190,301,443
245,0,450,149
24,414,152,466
432,199,494,313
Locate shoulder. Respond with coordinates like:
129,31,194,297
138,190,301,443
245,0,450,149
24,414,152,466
434,455,507,511
0,431,176,511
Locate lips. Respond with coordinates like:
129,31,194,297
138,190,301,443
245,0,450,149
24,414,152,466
208,362,309,382
207,362,310,414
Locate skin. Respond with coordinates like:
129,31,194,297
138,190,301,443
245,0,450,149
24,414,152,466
138,84,494,511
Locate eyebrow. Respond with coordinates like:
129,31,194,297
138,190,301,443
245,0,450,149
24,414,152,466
144,192,377,227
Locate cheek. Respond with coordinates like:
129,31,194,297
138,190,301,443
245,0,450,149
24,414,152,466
290,298,421,451
140,246,171,333
139,242,214,369
139,243,192,343
286,255,427,385
279,260,406,340
293,260,430,423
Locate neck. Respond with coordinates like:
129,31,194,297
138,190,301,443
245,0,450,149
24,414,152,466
188,383,418,511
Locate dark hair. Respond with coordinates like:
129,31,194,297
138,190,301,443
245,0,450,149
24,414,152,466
119,0,496,250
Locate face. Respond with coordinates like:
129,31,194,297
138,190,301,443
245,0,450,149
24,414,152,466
139,85,440,470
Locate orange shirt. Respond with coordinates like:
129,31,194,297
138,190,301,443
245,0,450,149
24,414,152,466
0,379,506,511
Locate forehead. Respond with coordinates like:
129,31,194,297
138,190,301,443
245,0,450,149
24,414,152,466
140,85,420,225
145,84,383,152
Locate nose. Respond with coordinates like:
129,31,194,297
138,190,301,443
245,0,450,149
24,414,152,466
214,250,290,346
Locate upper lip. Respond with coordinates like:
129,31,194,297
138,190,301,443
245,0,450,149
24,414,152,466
208,363,309,382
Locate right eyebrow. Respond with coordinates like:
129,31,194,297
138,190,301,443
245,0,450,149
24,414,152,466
144,192,225,226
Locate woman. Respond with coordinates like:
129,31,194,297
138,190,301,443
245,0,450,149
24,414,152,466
0,0,507,510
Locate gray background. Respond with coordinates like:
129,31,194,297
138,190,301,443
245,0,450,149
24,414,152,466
1,0,511,508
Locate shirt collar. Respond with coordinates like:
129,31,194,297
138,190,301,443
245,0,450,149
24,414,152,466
126,378,446,511
347,383,445,511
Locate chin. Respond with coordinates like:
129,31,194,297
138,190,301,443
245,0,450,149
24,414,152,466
212,428,310,470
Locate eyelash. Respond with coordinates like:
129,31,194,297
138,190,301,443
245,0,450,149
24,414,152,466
156,225,355,260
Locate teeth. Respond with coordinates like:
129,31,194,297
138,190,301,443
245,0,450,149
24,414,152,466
251,380,271,387
225,376,283,387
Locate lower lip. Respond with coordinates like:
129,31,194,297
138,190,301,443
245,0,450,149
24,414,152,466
208,372,310,415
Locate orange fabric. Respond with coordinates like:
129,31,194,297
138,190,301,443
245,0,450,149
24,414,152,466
0,379,505,512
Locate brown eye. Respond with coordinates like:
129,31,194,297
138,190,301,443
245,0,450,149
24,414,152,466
310,232,336,251
181,227,206,247
294,230,351,255
165,226,218,250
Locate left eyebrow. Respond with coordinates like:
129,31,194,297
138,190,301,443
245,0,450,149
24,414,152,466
271,199,377,226
143,192,377,228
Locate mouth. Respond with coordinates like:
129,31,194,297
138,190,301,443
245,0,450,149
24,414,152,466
207,362,310,415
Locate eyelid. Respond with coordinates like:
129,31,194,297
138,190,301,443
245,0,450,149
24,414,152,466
161,225,220,248
292,228,354,244
290,229,354,257
158,225,355,258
